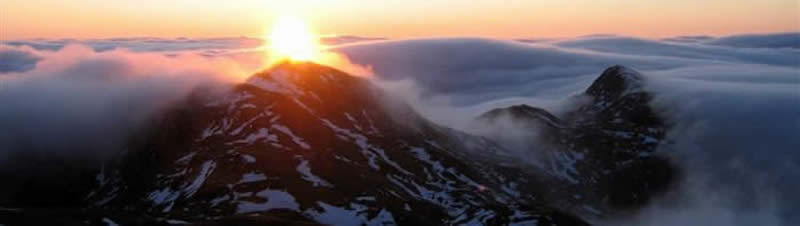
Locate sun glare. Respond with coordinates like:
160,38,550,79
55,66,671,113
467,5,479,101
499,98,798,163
267,15,320,62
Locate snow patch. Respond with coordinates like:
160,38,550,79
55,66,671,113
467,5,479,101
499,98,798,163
183,161,216,197
230,114,264,136
273,124,311,149
547,150,584,184
102,218,119,226
147,188,180,206
240,154,256,163
239,172,268,183
296,159,333,187
237,189,300,213
305,202,396,226
228,128,278,145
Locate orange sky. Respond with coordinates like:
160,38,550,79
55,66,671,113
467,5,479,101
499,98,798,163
1,0,798,40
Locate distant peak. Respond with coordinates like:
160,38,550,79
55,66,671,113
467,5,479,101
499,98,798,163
585,65,644,100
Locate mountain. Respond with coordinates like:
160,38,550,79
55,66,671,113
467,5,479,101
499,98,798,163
0,63,678,225
479,65,676,216
1,62,587,225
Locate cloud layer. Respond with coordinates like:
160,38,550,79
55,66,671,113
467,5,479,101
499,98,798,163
702,32,800,49
2,35,385,54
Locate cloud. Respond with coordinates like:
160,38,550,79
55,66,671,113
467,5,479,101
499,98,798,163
320,35,387,46
703,32,800,49
552,36,800,67
661,35,715,43
0,45,40,73
0,44,263,165
4,37,265,52
4,35,388,55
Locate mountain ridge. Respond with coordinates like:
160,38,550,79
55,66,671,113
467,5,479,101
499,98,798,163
1,62,675,225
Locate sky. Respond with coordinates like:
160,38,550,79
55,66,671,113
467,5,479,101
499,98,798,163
1,0,798,40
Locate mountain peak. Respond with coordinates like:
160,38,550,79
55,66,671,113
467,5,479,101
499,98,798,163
585,65,644,101
245,61,374,102
260,61,339,76
250,61,354,84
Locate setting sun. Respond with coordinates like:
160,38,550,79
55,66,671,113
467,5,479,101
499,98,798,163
267,15,321,62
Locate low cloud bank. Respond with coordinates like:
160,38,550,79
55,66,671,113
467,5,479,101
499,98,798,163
2,35,385,54
3,37,263,52
0,44,262,164
0,45,40,73
703,32,800,49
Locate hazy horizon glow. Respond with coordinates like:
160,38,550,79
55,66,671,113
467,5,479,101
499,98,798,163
1,0,798,40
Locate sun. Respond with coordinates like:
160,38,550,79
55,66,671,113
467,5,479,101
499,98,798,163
267,15,321,62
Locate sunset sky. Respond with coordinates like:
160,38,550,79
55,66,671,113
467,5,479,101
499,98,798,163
1,0,798,40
